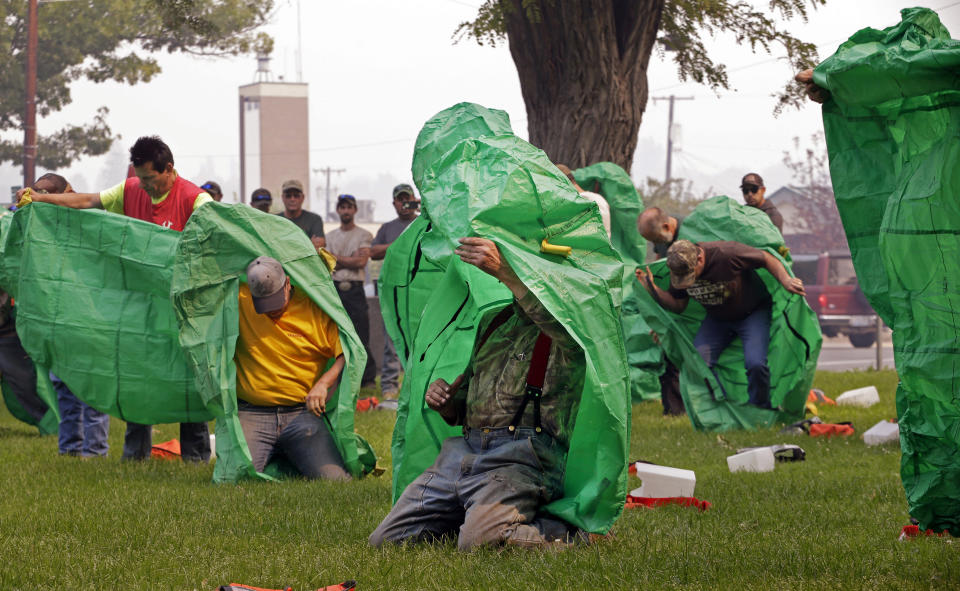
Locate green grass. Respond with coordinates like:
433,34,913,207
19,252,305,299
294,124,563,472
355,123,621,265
1,371,957,590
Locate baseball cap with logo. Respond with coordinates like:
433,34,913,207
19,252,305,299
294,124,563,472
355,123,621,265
281,179,304,194
392,183,415,199
246,256,288,314
666,240,700,289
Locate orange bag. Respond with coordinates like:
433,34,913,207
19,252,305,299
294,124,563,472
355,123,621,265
809,423,854,438
151,438,182,459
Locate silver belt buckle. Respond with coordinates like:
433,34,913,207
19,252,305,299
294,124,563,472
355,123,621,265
337,281,352,292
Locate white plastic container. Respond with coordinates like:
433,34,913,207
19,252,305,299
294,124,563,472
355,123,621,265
633,463,696,498
863,421,900,446
209,434,216,461
836,385,880,407
727,447,776,473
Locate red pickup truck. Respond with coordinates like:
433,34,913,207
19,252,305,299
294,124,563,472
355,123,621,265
791,250,878,347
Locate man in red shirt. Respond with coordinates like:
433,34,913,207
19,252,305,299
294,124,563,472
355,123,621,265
18,136,213,461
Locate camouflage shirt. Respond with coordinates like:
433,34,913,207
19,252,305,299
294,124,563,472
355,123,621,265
455,290,585,448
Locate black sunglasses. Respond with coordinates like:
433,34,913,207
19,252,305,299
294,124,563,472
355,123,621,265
741,184,760,195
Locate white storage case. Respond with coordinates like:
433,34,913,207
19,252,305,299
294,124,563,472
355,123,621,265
632,463,696,498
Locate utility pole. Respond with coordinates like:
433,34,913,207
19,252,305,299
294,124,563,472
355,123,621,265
23,0,38,188
313,166,345,220
651,95,694,183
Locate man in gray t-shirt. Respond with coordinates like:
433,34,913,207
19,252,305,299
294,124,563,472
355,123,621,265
326,194,376,388
370,184,420,397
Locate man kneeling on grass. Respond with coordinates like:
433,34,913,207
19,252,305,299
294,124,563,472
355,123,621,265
236,256,350,480
369,237,585,550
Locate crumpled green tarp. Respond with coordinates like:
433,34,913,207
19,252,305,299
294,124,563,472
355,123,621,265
632,196,822,431
573,164,661,403
386,102,630,534
0,202,372,481
814,6,960,532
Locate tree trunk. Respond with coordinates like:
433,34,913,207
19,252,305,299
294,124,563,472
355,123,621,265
503,0,664,173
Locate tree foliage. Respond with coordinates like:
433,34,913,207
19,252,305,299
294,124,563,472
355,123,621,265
1,0,274,170
637,176,712,217
455,0,826,170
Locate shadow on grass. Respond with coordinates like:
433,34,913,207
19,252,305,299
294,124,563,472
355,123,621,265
0,424,45,440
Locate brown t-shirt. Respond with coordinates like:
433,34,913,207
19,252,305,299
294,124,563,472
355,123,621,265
668,241,771,321
755,200,784,233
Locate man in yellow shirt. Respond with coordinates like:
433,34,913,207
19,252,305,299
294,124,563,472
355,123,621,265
235,256,349,480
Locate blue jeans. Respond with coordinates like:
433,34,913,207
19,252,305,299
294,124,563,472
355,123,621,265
369,427,573,551
694,305,772,409
52,372,109,457
237,402,349,480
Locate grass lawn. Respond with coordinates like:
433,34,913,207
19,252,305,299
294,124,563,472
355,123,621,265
0,369,957,590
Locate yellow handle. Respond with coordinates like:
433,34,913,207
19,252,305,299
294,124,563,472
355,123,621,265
540,238,571,257
317,247,337,272
16,188,32,208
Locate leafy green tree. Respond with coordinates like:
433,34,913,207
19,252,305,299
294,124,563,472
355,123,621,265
456,0,824,171
1,0,274,169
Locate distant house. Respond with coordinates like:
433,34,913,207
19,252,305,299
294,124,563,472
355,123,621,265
766,185,849,254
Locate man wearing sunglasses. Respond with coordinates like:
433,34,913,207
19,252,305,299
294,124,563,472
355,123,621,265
740,173,783,234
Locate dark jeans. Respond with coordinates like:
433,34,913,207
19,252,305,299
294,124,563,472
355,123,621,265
52,372,109,457
0,332,47,423
122,421,210,462
336,281,376,385
237,401,349,480
659,359,685,416
369,427,574,551
694,305,772,409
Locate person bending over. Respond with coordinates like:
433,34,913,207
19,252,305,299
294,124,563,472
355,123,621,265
638,240,804,409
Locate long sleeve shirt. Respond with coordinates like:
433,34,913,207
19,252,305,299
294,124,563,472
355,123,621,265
454,290,585,448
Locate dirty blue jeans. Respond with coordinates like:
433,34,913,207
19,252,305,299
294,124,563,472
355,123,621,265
369,427,573,551
237,401,349,480
52,372,109,457
693,304,772,408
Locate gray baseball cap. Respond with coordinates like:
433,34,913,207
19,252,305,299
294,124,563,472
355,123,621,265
246,256,287,313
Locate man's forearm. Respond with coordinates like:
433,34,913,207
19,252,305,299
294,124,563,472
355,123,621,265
763,252,791,283
337,255,370,269
645,276,685,313
370,244,389,260
32,192,101,209
314,355,345,398
493,262,529,301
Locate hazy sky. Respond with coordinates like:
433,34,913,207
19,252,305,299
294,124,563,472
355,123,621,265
5,1,960,220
